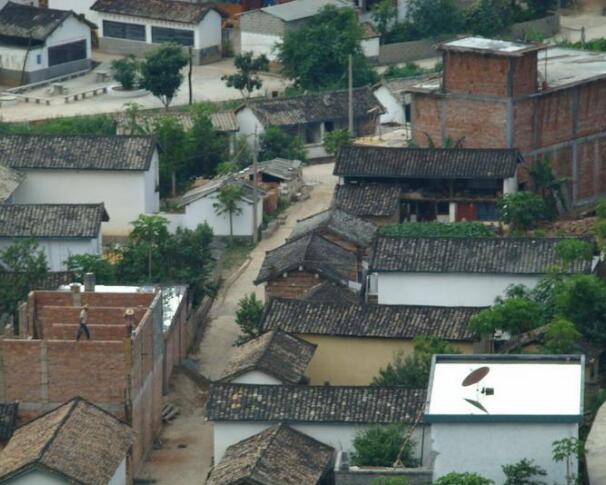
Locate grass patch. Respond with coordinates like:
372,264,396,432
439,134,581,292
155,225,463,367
222,241,254,271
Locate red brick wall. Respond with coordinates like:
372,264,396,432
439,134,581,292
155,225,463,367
444,52,510,96
511,54,538,97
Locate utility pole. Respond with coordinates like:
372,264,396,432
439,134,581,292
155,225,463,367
252,128,259,244
188,47,193,106
348,54,354,135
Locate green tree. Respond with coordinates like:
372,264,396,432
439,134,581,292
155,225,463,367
213,183,244,240
555,239,594,268
323,129,352,156
502,459,547,485
140,43,189,110
468,296,544,337
0,239,48,315
111,55,140,90
259,126,306,162
235,293,265,345
552,437,583,485
372,478,409,485
406,0,465,38
277,5,377,91
371,0,398,39
189,104,229,177
154,115,191,197
129,215,170,280
497,192,547,231
465,0,513,37
351,424,416,467
542,318,581,354
529,158,568,218
432,472,494,485
64,254,116,285
222,52,269,100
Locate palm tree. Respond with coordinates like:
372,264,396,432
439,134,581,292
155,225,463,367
213,183,244,240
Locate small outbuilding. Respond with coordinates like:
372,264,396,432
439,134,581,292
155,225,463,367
334,183,401,225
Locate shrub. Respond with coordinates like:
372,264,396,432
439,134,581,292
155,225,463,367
497,192,547,231
502,458,547,485
383,62,430,79
351,424,416,467
433,472,494,485
235,293,265,345
323,129,352,155
111,55,139,90
554,239,594,268
542,318,581,354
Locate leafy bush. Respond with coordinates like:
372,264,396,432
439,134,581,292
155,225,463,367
323,129,352,155
380,222,495,238
554,239,594,267
502,458,547,485
0,115,115,136
406,0,465,38
235,293,265,345
542,318,581,354
65,254,116,284
469,297,544,337
111,55,140,90
351,424,416,467
465,0,513,37
497,192,547,231
557,37,606,52
383,62,431,79
433,472,494,485
373,478,409,485
259,126,306,162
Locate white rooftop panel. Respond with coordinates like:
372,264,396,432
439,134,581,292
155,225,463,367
444,37,530,53
427,357,583,417
261,0,349,21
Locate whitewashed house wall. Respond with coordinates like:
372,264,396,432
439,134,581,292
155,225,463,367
374,85,405,125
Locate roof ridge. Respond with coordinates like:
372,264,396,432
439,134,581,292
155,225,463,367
213,382,427,391
250,85,372,105
37,399,77,463
249,424,282,478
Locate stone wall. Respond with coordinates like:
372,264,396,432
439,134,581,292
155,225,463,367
334,453,433,485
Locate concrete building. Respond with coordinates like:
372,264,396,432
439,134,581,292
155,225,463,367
368,236,595,306
0,397,132,485
0,204,108,271
426,354,584,484
407,37,606,208
0,134,160,237
236,87,384,161
91,0,226,64
239,0,349,62
334,145,520,223
0,287,164,473
206,383,427,463
262,297,480,385
0,2,94,86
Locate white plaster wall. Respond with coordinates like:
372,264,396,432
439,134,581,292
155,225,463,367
49,0,98,24
431,423,578,484
230,370,283,385
45,14,92,68
237,108,265,149
196,10,222,49
213,421,427,464
143,152,160,214
375,86,405,125
503,175,518,194
240,32,281,61
11,169,149,236
0,237,101,271
0,45,41,73
361,37,380,58
376,272,541,306
107,458,127,485
182,193,262,237
5,469,67,485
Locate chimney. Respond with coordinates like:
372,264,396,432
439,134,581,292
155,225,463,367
84,272,96,292
70,283,81,307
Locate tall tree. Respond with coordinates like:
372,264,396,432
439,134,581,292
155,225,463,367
153,116,191,197
222,52,269,100
371,0,398,40
277,5,377,91
189,103,230,177
235,293,265,345
259,126,306,162
140,43,189,110
213,183,244,240
129,215,170,280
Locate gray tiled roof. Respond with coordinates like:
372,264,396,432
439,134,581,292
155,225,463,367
245,87,384,126
91,0,225,24
0,204,108,239
259,158,302,181
300,281,361,304
0,3,71,45
335,145,521,179
207,384,426,424
290,208,377,248
207,424,334,485
254,233,357,285
0,165,23,203
334,184,400,217
0,397,133,484
263,298,479,340
0,402,17,442
370,236,594,274
115,111,238,134
178,176,263,207
219,330,317,384
0,135,156,171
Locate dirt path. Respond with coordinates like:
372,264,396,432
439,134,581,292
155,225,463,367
139,163,337,483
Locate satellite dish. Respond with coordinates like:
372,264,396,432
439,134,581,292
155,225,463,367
464,398,489,414
462,366,490,387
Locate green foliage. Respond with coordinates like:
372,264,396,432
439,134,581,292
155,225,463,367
542,318,581,354
129,215,170,280
405,0,465,38
0,240,48,315
154,115,191,197
64,254,116,285
373,337,459,387
140,43,189,109
497,192,547,231
189,104,230,178
222,52,269,99
432,472,494,485
0,115,115,136
469,297,544,337
380,222,495,238
596,199,606,219
323,129,352,155
502,458,547,485
213,183,244,239
277,5,378,91
557,37,606,52
552,437,584,485
465,0,513,37
351,424,416,468
371,0,398,39
383,62,432,80
554,239,593,268
372,478,409,485
259,126,306,162
235,293,265,345
529,158,568,218
111,55,140,90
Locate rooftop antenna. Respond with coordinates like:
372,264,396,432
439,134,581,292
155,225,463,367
461,366,492,414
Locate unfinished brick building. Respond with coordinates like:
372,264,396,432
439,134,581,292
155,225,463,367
0,286,163,474
409,37,606,207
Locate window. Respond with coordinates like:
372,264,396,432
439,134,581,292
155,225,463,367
36,54,41,65
103,20,146,42
151,26,194,47
476,202,498,221
48,40,86,67
437,201,450,215
324,120,334,133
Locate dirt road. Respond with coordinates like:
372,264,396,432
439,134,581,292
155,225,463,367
139,163,337,483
